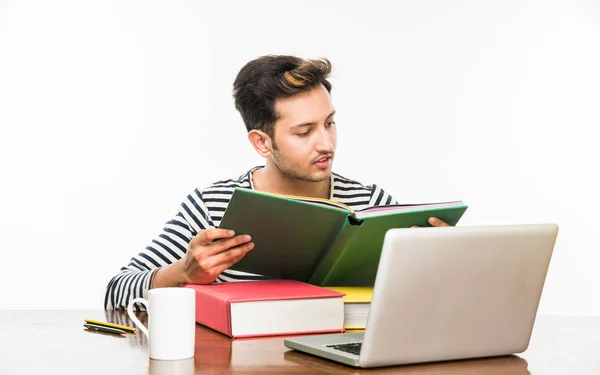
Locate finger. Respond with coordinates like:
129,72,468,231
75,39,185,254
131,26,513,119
210,242,255,269
428,217,450,227
207,235,252,256
410,225,420,228
192,228,236,246
215,250,250,274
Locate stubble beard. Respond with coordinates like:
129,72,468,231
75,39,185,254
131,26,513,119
271,149,331,183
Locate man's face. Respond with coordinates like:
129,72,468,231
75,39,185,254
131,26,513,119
270,84,337,183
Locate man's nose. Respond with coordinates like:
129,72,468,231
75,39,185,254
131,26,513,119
315,127,334,152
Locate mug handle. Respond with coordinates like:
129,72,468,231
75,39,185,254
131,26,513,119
127,297,149,337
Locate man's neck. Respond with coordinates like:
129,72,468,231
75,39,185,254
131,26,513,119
252,164,331,199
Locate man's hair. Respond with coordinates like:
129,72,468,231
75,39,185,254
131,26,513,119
233,55,332,139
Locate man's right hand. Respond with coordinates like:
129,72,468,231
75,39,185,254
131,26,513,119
182,228,254,284
152,228,254,288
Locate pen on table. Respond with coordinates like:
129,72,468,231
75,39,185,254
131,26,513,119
83,319,136,333
84,323,127,335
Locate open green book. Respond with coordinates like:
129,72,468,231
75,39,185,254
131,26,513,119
219,188,468,286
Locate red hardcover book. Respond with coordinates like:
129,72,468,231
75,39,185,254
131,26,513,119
182,280,345,338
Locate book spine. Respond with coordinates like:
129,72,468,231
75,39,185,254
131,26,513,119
193,288,232,336
309,220,360,285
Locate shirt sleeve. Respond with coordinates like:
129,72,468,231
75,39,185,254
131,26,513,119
104,189,214,310
368,184,398,206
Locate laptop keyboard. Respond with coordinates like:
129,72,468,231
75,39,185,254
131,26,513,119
327,342,362,355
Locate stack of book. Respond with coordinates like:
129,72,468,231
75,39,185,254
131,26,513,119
183,280,345,338
325,286,373,330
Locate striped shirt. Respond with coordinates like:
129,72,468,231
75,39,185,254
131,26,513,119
104,166,397,310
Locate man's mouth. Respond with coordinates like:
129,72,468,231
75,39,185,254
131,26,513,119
314,156,332,169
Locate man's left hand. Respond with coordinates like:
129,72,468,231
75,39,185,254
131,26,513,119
428,217,449,227
411,217,450,228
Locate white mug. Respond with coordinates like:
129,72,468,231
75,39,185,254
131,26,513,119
149,357,194,375
127,287,196,360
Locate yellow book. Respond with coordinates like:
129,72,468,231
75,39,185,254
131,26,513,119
326,286,373,303
325,287,373,329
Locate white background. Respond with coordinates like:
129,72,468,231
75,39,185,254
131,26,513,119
0,0,598,315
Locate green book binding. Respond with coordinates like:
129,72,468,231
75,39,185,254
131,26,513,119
219,188,468,286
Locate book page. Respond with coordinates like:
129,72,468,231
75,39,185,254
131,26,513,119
355,201,465,219
292,196,353,212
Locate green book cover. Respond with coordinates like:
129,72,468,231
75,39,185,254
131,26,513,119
218,189,349,282
309,205,468,286
219,188,468,285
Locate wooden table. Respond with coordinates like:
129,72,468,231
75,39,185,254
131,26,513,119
1,310,598,374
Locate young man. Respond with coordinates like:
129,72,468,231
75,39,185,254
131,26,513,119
104,55,448,310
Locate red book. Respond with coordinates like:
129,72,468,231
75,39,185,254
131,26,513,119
182,280,345,338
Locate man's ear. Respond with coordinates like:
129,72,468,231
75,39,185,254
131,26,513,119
248,130,273,157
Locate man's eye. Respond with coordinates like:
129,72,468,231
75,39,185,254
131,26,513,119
326,121,336,128
297,131,310,137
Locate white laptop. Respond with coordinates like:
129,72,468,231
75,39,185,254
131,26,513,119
284,224,558,368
